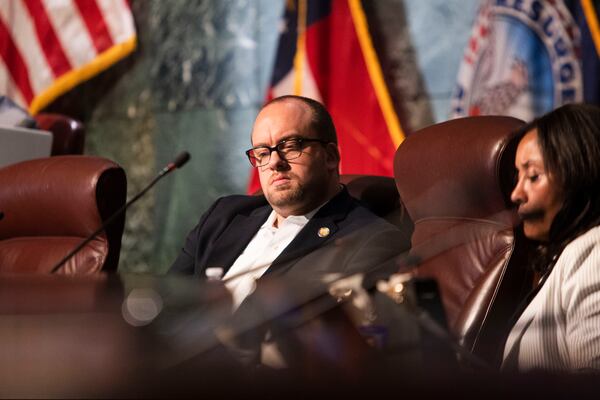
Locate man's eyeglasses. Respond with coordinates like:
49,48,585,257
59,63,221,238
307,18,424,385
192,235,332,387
245,137,330,167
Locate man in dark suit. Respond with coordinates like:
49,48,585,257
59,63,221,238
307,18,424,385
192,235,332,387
170,94,408,287
169,95,409,368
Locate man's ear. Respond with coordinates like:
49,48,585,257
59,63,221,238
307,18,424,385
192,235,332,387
325,143,340,170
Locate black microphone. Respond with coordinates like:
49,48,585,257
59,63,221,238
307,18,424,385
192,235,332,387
160,151,190,176
50,151,191,274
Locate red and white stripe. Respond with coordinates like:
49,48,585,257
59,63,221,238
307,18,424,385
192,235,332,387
0,0,135,113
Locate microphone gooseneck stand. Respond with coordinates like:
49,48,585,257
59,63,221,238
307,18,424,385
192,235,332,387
50,152,190,274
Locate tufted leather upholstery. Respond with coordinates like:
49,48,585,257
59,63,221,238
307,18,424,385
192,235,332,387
34,113,85,155
0,156,126,274
394,116,535,366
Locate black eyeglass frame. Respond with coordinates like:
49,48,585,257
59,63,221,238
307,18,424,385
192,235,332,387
245,137,331,167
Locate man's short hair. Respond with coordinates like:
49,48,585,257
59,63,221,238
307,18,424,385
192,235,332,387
263,95,338,143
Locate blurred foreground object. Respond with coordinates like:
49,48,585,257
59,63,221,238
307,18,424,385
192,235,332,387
0,271,598,397
0,273,232,398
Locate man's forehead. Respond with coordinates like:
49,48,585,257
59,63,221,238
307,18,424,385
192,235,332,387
260,99,311,119
251,101,313,142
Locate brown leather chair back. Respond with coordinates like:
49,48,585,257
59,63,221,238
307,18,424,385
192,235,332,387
34,113,85,155
0,156,127,274
394,116,534,365
340,174,413,234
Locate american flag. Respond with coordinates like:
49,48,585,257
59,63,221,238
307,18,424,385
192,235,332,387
0,0,136,115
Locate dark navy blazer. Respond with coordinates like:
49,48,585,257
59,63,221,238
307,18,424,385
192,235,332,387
169,187,409,283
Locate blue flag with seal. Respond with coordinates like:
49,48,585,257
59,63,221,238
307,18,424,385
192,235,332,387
451,0,600,120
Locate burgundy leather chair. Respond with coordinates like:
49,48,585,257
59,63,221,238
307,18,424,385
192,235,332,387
0,156,127,274
34,113,85,155
340,174,413,235
394,116,535,366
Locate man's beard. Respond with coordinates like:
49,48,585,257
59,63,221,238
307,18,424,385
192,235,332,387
266,182,305,208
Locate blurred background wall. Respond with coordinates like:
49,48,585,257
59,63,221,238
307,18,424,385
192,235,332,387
42,0,479,273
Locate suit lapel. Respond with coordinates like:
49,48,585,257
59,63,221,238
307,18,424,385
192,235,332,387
265,188,354,276
205,205,271,274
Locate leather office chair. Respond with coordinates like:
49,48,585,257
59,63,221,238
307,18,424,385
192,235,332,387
340,174,413,235
394,116,535,366
0,156,127,274
34,113,85,155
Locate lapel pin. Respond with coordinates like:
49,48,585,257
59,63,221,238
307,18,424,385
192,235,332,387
318,227,330,238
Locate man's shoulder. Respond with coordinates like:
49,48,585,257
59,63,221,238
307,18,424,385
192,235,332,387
210,194,269,215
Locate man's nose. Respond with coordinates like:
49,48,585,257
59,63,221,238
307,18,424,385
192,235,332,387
267,150,287,170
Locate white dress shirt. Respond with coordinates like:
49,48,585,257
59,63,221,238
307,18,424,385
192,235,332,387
222,207,320,309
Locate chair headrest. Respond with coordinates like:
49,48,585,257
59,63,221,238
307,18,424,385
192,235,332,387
0,155,125,239
394,116,525,224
